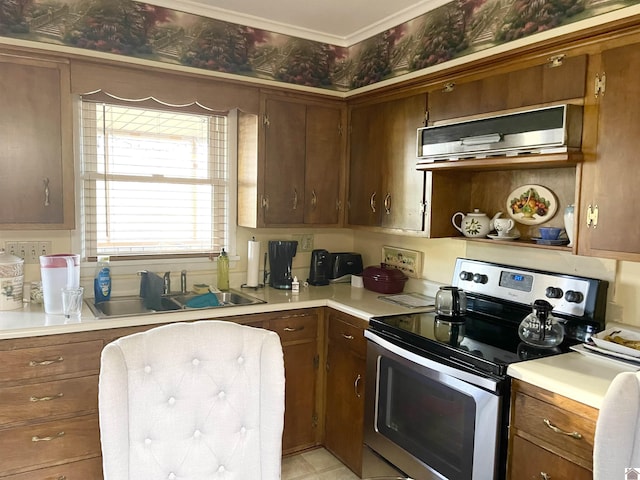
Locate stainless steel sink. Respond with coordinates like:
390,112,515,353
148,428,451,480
87,295,182,318
87,289,265,318
170,290,265,307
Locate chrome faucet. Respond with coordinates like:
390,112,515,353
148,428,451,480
163,271,171,295
180,270,187,294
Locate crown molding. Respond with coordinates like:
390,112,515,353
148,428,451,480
143,0,447,47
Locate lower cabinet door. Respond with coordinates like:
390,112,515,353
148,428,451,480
509,435,592,480
5,456,103,479
324,341,365,475
281,341,318,453
0,415,101,476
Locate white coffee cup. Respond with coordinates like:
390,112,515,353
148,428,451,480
494,218,515,236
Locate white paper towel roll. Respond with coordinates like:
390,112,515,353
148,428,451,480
246,239,260,287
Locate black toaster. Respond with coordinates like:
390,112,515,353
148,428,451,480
330,253,363,279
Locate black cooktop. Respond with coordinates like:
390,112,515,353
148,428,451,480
368,310,567,378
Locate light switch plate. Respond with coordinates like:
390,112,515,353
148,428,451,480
293,234,314,252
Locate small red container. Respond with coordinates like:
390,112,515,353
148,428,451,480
362,264,408,294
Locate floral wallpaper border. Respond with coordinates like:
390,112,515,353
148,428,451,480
0,0,638,92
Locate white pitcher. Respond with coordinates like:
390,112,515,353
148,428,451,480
39,254,80,314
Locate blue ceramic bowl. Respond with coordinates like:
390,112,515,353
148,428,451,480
539,227,563,240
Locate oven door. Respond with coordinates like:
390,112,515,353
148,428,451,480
364,331,502,480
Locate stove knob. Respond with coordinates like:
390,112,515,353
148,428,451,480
472,273,488,284
565,290,584,303
545,287,564,299
459,271,473,281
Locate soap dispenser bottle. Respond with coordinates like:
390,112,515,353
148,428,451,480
94,255,111,302
217,248,229,291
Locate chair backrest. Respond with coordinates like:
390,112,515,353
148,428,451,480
99,320,285,480
593,370,640,479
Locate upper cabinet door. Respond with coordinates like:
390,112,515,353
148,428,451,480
304,105,344,225
380,94,427,231
579,44,640,259
263,98,306,225
429,55,587,123
348,103,383,227
0,54,74,229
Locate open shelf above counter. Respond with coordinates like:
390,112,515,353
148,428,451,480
416,152,582,172
455,236,574,252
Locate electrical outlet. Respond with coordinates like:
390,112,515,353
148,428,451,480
293,234,314,252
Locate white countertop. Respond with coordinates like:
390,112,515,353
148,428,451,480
2,283,634,410
508,350,638,409
0,283,435,340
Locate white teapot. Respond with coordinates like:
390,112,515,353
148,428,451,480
452,209,501,238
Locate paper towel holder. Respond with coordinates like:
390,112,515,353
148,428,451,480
241,242,265,290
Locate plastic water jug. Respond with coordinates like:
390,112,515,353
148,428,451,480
39,254,80,314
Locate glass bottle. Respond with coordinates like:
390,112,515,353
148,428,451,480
217,248,229,291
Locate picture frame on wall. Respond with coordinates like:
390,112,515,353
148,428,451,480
382,246,422,278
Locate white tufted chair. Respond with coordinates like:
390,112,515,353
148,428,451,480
98,320,285,480
593,371,640,479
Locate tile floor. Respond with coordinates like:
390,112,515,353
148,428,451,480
282,448,360,480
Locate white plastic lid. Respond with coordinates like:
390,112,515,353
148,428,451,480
0,248,23,266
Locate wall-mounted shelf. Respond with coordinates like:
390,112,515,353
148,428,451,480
455,236,573,252
417,152,582,172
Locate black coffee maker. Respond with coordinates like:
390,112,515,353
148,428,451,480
268,240,298,289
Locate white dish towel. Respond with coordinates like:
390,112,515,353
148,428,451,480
594,371,640,479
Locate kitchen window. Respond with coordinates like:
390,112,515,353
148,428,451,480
78,98,236,261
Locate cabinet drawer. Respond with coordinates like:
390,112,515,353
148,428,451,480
0,341,102,383
509,435,591,480
4,456,103,480
270,313,317,342
0,415,101,476
0,376,98,427
328,316,366,357
513,391,595,463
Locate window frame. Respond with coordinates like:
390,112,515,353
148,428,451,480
72,96,238,268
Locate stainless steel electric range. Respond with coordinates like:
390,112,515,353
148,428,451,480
363,257,608,480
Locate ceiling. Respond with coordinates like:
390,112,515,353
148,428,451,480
146,0,449,46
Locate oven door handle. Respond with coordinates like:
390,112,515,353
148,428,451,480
364,329,501,393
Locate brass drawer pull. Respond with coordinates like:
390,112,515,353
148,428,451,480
32,431,65,442
354,374,362,398
543,418,583,439
341,333,354,340
284,326,304,332
30,393,64,402
29,356,64,367
280,314,309,319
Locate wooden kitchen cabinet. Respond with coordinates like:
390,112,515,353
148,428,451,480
428,54,587,123
348,93,470,236
269,309,322,454
0,335,102,478
239,93,345,227
0,308,324,478
348,93,427,232
578,42,640,261
507,379,597,480
324,309,368,476
0,52,75,229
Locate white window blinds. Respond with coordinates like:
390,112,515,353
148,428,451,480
80,101,229,259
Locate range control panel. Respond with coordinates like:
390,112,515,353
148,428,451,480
452,258,608,320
